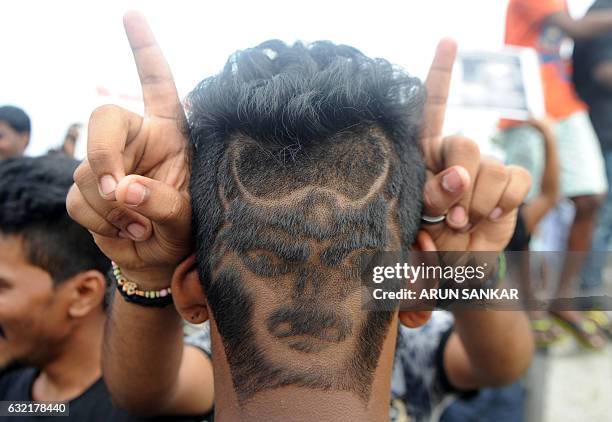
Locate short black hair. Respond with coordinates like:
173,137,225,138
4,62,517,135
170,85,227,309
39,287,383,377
592,0,612,9
187,40,426,403
0,155,111,304
0,106,31,134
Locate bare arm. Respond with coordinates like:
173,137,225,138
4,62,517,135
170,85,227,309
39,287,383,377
547,10,612,40
61,123,80,157
443,310,534,390
70,12,213,417
520,119,560,233
103,293,214,416
594,61,612,90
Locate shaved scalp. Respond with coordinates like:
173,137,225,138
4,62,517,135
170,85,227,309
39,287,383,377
187,40,426,403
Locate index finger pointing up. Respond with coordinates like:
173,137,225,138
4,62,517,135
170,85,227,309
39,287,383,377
421,38,458,170
123,11,181,118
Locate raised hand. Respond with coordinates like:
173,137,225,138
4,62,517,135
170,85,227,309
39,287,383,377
419,39,531,252
67,11,192,286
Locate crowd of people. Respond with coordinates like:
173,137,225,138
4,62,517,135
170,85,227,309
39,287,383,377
1,1,612,421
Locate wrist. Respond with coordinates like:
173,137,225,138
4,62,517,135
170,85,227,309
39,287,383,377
119,267,175,290
112,263,174,308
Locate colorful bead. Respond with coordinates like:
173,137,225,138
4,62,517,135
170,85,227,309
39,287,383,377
112,262,172,302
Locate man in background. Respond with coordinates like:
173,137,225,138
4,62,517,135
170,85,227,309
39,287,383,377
0,105,30,160
0,155,206,421
48,123,82,158
500,0,611,348
573,0,612,337
441,118,562,422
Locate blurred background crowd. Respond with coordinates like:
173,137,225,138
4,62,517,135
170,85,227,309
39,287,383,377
2,1,612,421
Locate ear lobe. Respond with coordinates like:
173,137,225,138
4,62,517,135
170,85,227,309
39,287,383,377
398,310,432,328
405,230,437,325
172,255,209,324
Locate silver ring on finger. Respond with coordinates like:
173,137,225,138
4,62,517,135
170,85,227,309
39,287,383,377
421,214,447,225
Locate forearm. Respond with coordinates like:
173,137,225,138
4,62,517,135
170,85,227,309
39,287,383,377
550,11,612,40
445,310,534,389
103,288,184,415
539,125,560,203
594,62,612,90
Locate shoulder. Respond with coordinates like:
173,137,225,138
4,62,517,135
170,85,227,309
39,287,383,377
395,311,454,381
70,378,195,422
396,310,454,354
510,0,567,20
184,321,212,358
0,367,37,399
391,311,455,421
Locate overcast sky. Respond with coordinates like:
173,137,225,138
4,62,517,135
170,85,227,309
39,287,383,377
1,0,596,157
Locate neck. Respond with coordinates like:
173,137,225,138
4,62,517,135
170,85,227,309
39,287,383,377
31,312,106,402
210,317,399,422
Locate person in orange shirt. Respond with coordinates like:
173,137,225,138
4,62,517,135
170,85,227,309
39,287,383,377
501,0,612,349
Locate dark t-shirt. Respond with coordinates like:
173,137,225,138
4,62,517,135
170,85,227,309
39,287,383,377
506,205,531,252
573,0,612,151
0,368,200,422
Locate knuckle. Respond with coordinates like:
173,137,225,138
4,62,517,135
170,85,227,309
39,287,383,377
498,167,532,209
92,220,117,237
89,104,121,122
510,165,532,187
481,160,508,183
73,161,90,184
105,206,132,226
423,182,445,215
500,188,526,209
141,73,172,86
158,197,184,225
66,186,82,219
446,136,481,159
66,189,116,237
500,192,524,210
468,204,488,222
87,144,115,167
426,94,449,106
91,235,116,259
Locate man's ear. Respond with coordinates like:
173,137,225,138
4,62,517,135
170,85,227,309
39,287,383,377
18,132,30,153
172,255,209,324
398,310,433,328
410,230,437,252
399,230,436,328
64,270,107,318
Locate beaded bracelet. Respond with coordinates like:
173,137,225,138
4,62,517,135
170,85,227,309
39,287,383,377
436,252,506,309
111,262,173,308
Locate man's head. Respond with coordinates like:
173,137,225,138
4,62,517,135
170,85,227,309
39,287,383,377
0,106,30,160
593,0,612,10
0,155,111,370
184,40,426,403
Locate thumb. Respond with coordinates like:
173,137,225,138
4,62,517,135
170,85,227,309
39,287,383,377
115,175,191,236
422,165,470,219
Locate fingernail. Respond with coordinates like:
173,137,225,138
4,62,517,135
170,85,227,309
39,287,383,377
126,223,146,239
448,206,467,225
99,175,117,197
489,207,503,221
125,183,148,206
442,169,463,193
118,230,130,239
